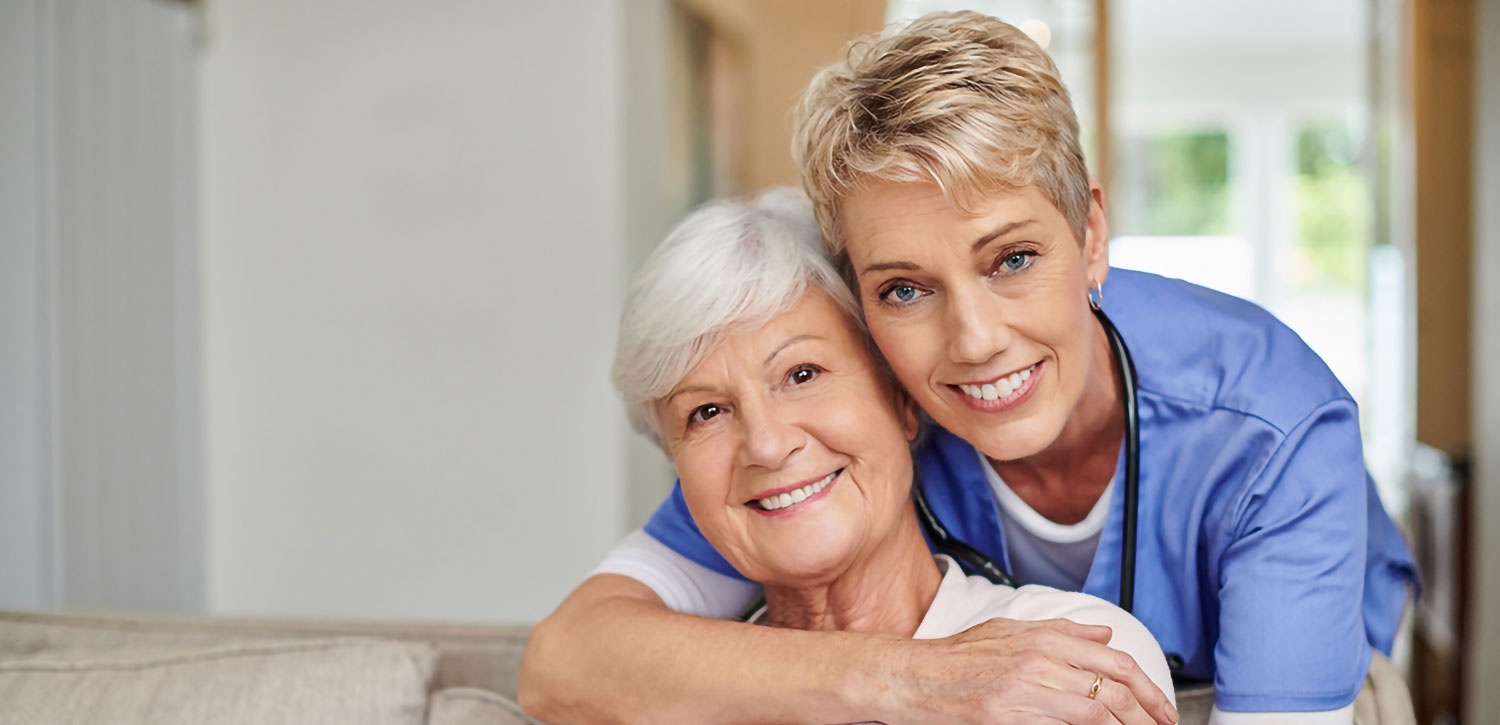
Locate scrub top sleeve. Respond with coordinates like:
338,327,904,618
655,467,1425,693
642,480,748,581
1210,400,1370,714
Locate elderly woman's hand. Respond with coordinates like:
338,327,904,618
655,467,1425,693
884,617,1178,724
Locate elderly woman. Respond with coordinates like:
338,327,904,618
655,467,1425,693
526,189,1173,724
522,10,1415,725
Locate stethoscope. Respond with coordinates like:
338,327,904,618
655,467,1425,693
915,304,1141,613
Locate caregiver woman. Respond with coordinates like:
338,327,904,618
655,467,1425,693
519,10,1416,724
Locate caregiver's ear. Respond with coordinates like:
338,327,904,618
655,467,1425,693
1083,179,1111,280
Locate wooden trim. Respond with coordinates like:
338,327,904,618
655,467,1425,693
1413,0,1476,457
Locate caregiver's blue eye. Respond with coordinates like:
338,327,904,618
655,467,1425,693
1001,251,1034,272
879,280,930,307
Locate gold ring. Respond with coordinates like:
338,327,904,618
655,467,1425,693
1087,673,1103,700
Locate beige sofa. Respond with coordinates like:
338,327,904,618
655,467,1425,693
0,609,1411,724
0,609,538,724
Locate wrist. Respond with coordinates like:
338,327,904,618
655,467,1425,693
845,633,919,721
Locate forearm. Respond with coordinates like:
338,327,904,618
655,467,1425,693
517,574,903,724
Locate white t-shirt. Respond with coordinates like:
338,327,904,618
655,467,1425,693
978,445,1113,590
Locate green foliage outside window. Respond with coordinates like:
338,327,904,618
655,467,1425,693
1294,120,1371,293
1112,131,1230,238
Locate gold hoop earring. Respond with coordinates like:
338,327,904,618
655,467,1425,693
1088,279,1103,310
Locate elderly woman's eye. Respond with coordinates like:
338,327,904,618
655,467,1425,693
688,404,722,425
788,365,822,385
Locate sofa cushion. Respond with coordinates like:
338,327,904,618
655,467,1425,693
0,610,530,697
0,637,436,725
428,687,540,725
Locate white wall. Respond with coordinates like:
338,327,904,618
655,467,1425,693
1466,0,1500,718
201,0,628,622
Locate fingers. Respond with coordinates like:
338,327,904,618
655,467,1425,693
1039,617,1114,644
1069,643,1177,725
987,647,1144,725
1071,671,1155,725
1004,716,1071,725
933,618,1177,725
1022,625,1175,725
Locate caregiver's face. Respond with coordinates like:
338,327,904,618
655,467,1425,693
657,290,919,587
842,181,1109,462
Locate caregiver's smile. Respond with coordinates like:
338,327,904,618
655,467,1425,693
949,360,1043,413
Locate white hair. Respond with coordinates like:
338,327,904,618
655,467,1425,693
612,188,863,449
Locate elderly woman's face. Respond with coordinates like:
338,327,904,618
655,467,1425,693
657,290,919,586
840,181,1110,463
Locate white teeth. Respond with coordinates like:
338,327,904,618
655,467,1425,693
958,364,1036,401
757,471,838,511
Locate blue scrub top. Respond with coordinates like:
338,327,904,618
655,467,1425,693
644,267,1419,713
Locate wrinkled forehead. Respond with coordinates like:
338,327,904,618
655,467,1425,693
671,289,881,392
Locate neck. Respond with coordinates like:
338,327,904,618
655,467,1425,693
992,315,1125,508
761,507,942,637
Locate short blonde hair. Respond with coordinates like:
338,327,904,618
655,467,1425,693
793,10,1090,261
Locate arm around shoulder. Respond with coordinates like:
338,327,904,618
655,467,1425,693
519,570,919,724
518,530,890,724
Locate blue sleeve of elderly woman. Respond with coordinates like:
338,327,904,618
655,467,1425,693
644,480,750,581
1206,400,1384,713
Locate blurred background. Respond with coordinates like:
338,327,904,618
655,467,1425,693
1,0,1495,721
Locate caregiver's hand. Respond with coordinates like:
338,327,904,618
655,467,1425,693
885,617,1178,725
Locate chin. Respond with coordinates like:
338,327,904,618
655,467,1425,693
957,414,1061,462
756,530,862,584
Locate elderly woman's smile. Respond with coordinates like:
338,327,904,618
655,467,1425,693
657,289,921,589
748,468,839,514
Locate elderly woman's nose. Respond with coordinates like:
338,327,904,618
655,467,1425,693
946,292,1012,363
737,402,807,469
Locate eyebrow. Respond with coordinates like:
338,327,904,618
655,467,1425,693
763,333,821,366
663,334,824,406
664,384,715,407
857,218,1039,276
970,219,1037,254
